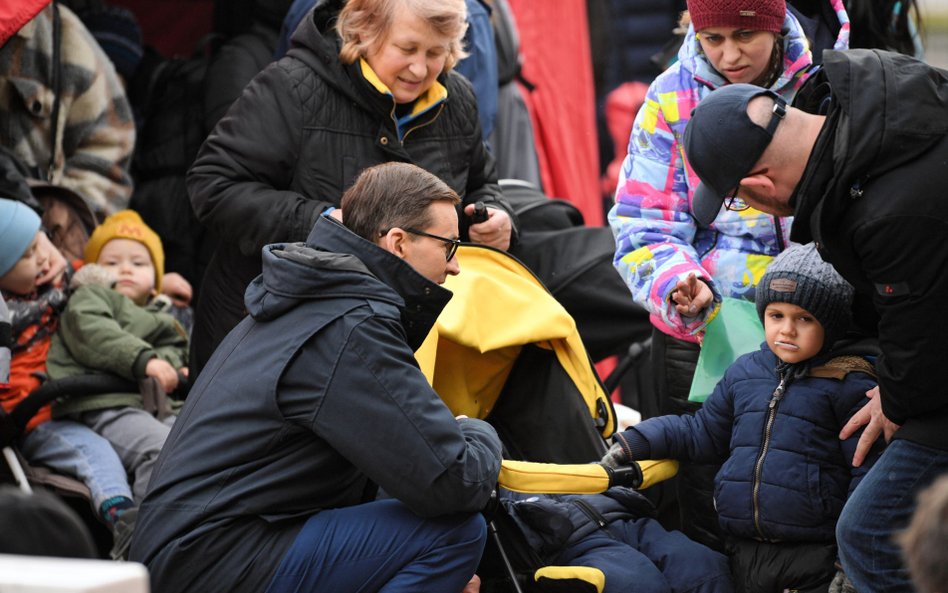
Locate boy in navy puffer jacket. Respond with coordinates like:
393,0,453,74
603,243,882,593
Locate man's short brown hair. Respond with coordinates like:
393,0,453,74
341,162,460,243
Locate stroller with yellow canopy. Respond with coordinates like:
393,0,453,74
415,245,677,593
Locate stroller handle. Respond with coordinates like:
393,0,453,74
497,459,678,494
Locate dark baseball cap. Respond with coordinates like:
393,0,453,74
683,84,787,227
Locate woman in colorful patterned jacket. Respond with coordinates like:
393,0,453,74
607,0,850,551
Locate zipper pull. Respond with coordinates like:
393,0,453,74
769,374,788,409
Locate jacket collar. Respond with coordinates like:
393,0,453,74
680,10,817,95
307,217,453,350
351,58,448,141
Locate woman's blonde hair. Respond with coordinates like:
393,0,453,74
336,0,469,72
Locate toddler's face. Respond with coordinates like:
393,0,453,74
0,232,49,295
763,302,825,364
97,238,156,305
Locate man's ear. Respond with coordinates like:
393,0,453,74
380,228,410,260
740,172,777,200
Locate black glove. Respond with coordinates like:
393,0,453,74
601,439,632,470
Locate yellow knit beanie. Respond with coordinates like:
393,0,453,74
84,210,164,292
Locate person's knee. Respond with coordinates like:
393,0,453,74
443,512,487,549
836,497,862,552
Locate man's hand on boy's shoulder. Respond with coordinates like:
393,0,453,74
840,386,901,467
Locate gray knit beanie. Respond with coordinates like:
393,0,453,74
756,243,853,351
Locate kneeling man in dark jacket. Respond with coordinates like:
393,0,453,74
129,162,503,593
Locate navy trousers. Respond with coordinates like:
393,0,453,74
557,516,735,593
264,499,486,593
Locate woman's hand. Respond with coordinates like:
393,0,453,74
465,205,512,251
669,273,713,317
161,273,193,307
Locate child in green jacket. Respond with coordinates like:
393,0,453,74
49,210,188,509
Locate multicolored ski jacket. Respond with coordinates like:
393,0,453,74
608,2,849,342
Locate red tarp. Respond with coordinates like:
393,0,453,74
506,0,602,226
1,0,49,46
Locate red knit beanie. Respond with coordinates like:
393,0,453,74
687,0,786,33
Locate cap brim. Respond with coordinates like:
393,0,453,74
692,182,725,227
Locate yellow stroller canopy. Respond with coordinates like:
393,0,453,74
416,245,616,462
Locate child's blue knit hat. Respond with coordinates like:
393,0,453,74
756,242,854,350
0,198,41,278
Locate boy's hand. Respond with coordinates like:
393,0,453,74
146,358,180,393
34,232,67,286
670,273,713,317
601,440,631,469
840,386,900,467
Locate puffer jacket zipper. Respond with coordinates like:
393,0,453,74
401,103,445,143
752,366,789,540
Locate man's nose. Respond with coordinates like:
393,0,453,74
446,256,460,276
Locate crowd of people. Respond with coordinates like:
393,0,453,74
1,0,947,592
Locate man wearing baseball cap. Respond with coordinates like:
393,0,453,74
684,48,948,593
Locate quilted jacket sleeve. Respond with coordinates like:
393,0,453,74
608,78,721,338
188,62,330,257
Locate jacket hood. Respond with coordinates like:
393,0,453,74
678,8,820,94
245,216,452,350
285,0,357,100
822,49,948,184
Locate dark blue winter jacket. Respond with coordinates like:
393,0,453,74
129,216,503,593
616,344,879,543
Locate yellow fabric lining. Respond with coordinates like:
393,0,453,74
415,245,615,436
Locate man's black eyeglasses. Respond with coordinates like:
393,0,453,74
381,227,460,261
724,187,750,212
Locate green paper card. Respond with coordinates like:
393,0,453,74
688,297,765,403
